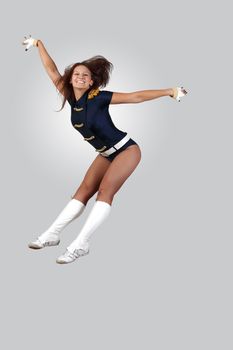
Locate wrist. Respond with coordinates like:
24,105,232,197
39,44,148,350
33,39,39,47
168,88,174,97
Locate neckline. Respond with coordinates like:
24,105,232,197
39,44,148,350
73,88,100,105
74,89,91,103
75,90,88,103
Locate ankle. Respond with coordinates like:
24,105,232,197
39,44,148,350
39,231,59,240
68,239,89,252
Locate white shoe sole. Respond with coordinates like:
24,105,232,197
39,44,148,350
28,240,60,249
56,249,89,264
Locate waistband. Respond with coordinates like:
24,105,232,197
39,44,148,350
99,134,131,157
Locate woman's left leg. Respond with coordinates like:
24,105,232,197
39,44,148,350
56,145,141,264
96,145,142,205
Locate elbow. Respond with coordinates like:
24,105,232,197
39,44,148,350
134,92,143,103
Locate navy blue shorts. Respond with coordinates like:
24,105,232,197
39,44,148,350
100,138,138,162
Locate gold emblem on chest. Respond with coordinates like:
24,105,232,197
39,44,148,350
88,88,100,99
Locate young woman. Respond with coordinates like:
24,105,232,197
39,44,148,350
22,35,188,264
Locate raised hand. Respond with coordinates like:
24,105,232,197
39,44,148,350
22,35,38,51
171,87,188,102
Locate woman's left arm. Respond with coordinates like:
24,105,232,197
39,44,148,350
110,88,174,104
137,89,174,102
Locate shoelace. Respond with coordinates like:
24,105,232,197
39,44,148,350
73,248,89,257
36,237,59,246
44,241,54,246
64,249,89,259
59,250,77,261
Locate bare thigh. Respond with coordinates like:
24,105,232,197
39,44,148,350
71,154,111,205
96,144,142,205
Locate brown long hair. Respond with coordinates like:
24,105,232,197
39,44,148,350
55,55,113,111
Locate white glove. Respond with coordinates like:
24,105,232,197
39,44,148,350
171,87,188,102
22,35,38,51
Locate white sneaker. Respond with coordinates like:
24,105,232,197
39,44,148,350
28,199,85,250
28,234,60,249
56,248,89,264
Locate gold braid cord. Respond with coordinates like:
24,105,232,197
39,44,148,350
88,88,100,99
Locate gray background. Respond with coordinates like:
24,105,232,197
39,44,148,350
1,0,232,349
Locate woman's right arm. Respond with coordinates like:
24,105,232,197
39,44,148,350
36,40,64,95
36,40,57,71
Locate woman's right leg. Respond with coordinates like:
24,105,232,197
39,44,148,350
71,154,112,205
28,155,111,249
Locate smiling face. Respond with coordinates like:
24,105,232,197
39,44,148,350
70,65,94,91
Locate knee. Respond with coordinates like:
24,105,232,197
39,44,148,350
73,181,98,201
97,186,112,196
96,187,114,201
80,181,97,195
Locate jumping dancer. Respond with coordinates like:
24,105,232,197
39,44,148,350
22,35,188,264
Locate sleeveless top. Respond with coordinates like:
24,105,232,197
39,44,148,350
67,88,127,153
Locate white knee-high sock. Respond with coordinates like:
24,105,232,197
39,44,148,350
39,199,86,241
67,200,111,252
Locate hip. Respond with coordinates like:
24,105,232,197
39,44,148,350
100,138,139,162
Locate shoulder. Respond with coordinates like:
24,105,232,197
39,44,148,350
87,88,101,100
89,90,139,104
88,88,113,105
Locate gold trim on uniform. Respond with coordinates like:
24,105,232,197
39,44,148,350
96,146,107,152
84,136,95,141
73,107,84,112
74,123,84,128
88,88,100,99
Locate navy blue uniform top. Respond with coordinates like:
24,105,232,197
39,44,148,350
67,88,127,153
